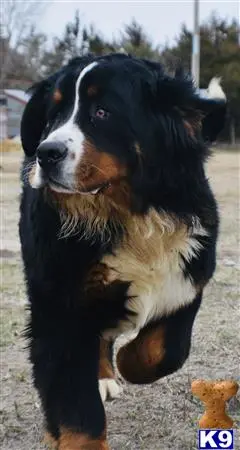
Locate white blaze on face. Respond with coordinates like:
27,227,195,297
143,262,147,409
32,62,98,189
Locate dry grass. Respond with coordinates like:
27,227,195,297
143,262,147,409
0,140,22,153
0,149,240,450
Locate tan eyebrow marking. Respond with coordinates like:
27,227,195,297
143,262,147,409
53,89,62,102
87,85,98,96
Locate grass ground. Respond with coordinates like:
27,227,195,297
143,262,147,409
0,150,240,450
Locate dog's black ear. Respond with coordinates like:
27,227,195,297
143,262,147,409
151,68,227,144
195,78,227,143
21,80,49,156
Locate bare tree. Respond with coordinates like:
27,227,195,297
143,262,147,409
0,0,47,87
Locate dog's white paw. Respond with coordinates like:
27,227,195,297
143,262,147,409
99,378,122,402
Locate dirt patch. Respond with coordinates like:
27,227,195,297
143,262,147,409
0,150,240,450
0,140,22,154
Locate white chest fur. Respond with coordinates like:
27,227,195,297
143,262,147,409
102,210,206,337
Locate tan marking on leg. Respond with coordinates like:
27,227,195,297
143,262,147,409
59,430,109,450
43,432,58,449
117,323,165,384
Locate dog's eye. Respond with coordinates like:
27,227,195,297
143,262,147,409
95,108,109,120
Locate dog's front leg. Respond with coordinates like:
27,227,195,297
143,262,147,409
31,331,109,450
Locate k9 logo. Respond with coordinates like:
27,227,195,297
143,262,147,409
198,430,234,449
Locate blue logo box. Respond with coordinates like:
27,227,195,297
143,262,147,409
198,429,234,449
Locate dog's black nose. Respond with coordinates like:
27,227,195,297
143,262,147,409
37,141,68,169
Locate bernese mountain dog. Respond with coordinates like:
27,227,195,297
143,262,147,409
19,53,226,449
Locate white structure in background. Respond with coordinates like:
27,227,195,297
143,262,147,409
0,89,30,141
191,0,200,87
198,77,226,101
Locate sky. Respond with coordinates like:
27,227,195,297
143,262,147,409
38,0,239,47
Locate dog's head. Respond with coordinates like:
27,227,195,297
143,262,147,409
21,54,226,224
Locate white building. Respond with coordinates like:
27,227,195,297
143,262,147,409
0,89,30,140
